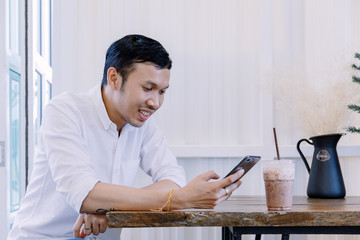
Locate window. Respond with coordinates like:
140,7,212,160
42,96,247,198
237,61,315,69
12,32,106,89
5,0,23,232
33,0,53,151
33,71,42,147
9,70,21,213
0,0,53,236
33,71,52,149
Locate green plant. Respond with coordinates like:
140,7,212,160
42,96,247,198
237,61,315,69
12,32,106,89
347,53,360,133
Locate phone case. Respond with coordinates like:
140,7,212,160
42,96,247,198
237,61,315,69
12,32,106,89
224,155,261,179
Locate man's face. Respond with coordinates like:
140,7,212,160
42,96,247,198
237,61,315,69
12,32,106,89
112,62,170,128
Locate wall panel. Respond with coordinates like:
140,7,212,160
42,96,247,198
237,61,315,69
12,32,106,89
52,1,360,240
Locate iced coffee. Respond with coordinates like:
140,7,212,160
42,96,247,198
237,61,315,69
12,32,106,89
262,160,295,211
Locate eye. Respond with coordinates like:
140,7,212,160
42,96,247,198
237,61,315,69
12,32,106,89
143,87,152,92
159,89,166,95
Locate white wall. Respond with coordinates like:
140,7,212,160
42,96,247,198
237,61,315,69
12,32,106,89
52,1,360,240
53,0,360,144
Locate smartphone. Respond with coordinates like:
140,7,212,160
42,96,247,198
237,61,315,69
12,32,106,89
224,155,261,180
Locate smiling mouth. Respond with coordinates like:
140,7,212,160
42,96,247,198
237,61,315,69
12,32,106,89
139,110,152,121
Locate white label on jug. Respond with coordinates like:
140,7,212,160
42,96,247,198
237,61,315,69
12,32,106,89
316,150,331,162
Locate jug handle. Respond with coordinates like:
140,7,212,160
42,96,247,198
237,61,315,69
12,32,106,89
296,138,313,174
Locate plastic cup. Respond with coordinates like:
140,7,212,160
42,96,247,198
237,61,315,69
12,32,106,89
262,160,295,211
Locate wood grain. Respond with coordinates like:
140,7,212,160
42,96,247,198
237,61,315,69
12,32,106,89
107,196,360,228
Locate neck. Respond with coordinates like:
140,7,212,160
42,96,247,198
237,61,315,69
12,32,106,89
101,85,126,131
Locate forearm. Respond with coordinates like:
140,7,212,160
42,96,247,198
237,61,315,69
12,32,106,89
142,179,180,191
80,182,177,213
80,170,244,213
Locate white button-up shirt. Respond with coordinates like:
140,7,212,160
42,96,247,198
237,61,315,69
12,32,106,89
8,84,186,240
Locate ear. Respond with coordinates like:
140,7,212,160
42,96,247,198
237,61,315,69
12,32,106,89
107,67,121,90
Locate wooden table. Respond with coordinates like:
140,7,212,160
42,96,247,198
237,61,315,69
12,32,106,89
107,196,360,240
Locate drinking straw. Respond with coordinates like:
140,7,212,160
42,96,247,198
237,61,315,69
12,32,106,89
273,128,280,160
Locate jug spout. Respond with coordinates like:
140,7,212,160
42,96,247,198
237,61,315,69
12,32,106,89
297,133,346,198
310,133,344,148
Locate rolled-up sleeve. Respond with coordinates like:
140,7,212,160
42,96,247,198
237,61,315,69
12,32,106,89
41,101,99,212
139,120,186,187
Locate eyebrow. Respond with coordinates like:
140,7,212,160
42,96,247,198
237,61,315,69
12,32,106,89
144,80,169,89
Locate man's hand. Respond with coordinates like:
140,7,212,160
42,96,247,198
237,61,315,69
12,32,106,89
173,169,244,209
73,214,107,238
79,170,243,213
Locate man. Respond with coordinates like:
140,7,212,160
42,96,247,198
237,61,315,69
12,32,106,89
8,34,243,239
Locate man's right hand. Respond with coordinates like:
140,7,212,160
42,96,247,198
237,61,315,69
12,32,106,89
172,169,244,209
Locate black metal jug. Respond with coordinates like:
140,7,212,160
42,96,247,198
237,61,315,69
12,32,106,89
297,133,346,198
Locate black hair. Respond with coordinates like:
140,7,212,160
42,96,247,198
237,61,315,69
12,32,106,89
101,34,172,86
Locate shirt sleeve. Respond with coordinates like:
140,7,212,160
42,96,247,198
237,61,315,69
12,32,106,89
139,120,186,187
40,100,100,213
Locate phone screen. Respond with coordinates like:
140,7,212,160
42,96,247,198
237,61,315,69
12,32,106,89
224,155,261,179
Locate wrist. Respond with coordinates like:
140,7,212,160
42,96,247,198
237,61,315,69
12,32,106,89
171,188,188,210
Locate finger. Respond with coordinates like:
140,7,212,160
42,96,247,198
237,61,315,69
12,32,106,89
83,215,92,236
100,223,107,233
200,170,220,181
217,192,231,204
220,169,244,188
223,187,230,196
73,215,84,238
218,181,242,204
84,226,92,236
92,215,107,235
99,216,108,233
92,222,100,235
224,179,242,194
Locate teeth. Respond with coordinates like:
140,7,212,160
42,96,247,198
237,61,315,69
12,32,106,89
140,110,150,116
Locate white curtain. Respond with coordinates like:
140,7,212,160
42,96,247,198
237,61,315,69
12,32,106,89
53,1,360,240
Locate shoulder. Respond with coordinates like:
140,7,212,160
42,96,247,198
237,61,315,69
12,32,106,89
49,91,92,109
45,87,97,117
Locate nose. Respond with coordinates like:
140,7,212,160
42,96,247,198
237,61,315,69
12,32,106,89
146,94,161,110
